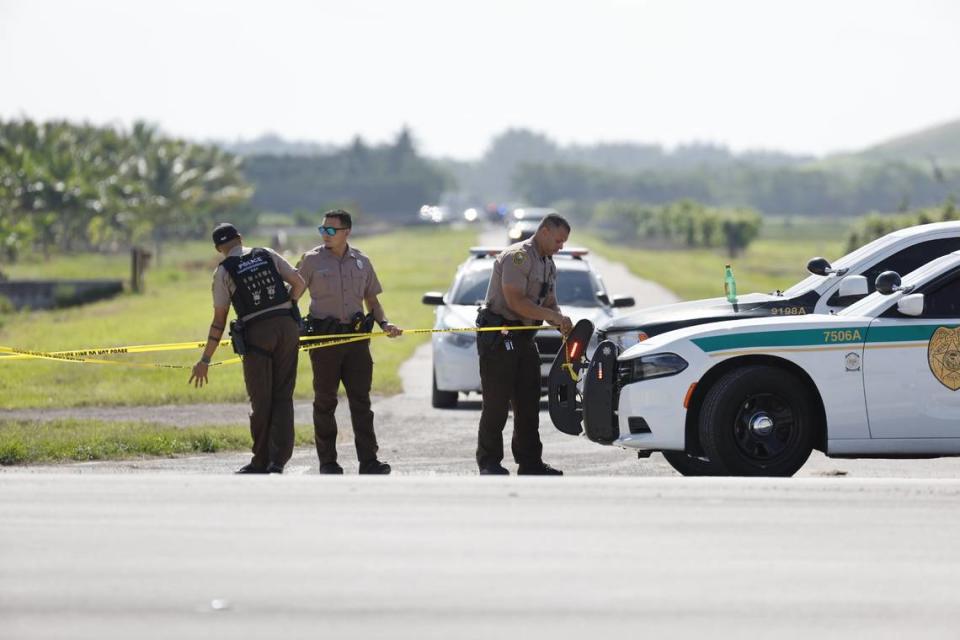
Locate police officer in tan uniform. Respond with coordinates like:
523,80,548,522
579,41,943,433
297,209,401,475
476,213,573,475
190,223,306,474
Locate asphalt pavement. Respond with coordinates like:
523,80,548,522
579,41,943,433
4,474,960,640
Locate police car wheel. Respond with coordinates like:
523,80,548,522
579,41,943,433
431,370,459,409
698,365,815,477
661,451,723,477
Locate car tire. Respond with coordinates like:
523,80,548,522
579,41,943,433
432,370,459,409
661,451,722,477
699,365,815,477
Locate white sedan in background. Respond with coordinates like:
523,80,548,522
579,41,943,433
423,247,635,408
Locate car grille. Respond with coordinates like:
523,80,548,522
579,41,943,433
535,334,563,363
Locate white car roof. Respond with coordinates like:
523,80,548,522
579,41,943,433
888,220,960,238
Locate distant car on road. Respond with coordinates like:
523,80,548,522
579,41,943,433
423,247,635,408
418,205,452,224
511,207,556,221
506,220,540,243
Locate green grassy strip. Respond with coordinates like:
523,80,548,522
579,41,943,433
0,227,476,408
0,418,316,465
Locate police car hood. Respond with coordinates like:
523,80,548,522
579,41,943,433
599,293,777,335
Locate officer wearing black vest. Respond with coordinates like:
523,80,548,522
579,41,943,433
190,223,306,474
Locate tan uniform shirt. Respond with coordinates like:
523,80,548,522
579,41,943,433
296,245,383,322
484,239,559,324
211,246,296,321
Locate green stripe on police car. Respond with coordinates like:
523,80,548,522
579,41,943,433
692,324,954,354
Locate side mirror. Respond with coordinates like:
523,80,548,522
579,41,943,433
807,257,831,276
837,275,868,299
897,293,924,317
875,271,902,296
611,295,636,308
596,292,611,305
421,292,445,305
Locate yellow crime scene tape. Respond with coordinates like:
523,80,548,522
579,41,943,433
0,325,544,370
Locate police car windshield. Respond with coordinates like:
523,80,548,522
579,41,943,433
781,234,894,298
450,264,602,307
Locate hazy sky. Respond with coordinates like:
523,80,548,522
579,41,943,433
2,0,959,159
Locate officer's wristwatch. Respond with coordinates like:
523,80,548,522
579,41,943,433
199,355,212,365
378,319,390,330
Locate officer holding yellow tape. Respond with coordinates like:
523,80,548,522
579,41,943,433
190,223,306,475
476,213,573,476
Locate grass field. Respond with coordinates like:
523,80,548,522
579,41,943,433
0,418,318,465
581,217,851,301
0,217,853,411
0,226,475,409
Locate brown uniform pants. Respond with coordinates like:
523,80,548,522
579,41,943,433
309,340,378,464
476,334,544,469
241,315,300,469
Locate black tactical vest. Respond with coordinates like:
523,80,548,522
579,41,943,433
220,248,290,319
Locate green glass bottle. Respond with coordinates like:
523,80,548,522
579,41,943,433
724,264,737,303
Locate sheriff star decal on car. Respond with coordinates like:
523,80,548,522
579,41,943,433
928,326,960,391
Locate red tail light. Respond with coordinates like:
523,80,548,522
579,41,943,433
596,362,604,380
568,341,582,360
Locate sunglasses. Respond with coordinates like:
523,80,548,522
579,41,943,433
318,225,349,236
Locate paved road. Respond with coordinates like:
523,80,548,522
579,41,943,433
4,474,960,640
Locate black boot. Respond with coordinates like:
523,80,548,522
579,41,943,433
358,459,391,475
517,462,563,476
319,461,344,475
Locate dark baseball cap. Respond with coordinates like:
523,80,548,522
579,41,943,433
212,223,240,246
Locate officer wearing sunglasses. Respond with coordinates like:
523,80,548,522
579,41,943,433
296,209,402,475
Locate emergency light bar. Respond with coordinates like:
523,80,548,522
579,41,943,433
468,247,590,259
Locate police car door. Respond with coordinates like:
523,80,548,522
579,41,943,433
862,267,960,439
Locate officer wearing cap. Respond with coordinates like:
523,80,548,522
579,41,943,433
476,213,573,476
296,209,402,475
190,222,306,474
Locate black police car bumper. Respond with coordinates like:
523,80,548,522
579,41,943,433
581,340,620,444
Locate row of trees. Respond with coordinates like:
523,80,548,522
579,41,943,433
441,128,810,203
0,119,252,263
588,199,762,257
846,199,959,252
513,160,960,218
243,129,452,217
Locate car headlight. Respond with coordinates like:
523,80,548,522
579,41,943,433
610,331,642,351
441,330,477,349
618,353,688,385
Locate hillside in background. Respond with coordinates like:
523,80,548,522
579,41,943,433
849,118,960,166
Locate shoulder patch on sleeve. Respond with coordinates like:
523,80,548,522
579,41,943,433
513,252,525,265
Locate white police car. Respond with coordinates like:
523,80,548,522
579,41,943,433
423,247,634,408
554,250,960,476
600,221,960,351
